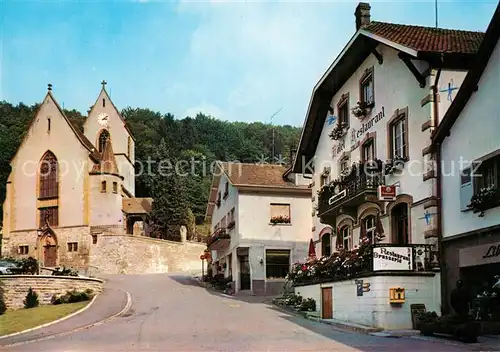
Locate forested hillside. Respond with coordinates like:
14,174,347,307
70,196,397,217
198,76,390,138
0,101,301,239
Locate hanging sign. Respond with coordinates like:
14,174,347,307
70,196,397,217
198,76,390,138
378,185,396,201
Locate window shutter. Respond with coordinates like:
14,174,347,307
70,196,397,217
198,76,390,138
460,167,473,211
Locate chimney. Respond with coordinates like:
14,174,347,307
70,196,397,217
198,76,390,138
355,2,371,30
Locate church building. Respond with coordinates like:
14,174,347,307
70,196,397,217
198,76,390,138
2,82,152,271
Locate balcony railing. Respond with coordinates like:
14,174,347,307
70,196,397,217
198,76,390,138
318,171,383,216
207,227,230,248
289,243,440,286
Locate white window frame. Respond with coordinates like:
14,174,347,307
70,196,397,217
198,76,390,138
341,226,350,250
365,216,376,243
392,119,406,159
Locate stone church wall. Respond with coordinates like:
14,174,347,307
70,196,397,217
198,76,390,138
89,235,207,274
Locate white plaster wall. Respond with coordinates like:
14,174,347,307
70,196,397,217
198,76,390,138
238,192,311,245
295,274,441,329
115,155,135,195
10,94,89,230
436,70,468,126
311,44,437,245
89,174,123,227
441,40,500,238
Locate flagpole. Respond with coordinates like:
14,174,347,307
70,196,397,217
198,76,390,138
435,0,438,28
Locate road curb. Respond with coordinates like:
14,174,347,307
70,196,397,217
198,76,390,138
0,293,99,340
0,290,132,349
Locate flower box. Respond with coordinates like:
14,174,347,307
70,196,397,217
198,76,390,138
468,186,500,217
270,215,291,225
328,123,348,140
351,101,373,119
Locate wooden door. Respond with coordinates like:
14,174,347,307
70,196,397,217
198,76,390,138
239,256,251,290
321,287,333,319
44,245,57,267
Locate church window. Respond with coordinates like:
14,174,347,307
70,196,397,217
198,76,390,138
102,98,105,107
92,235,98,244
47,117,51,132
98,130,110,153
101,181,107,193
39,151,58,199
39,206,58,227
113,182,118,193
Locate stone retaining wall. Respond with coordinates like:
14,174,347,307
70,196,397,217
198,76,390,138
0,275,104,309
89,235,207,274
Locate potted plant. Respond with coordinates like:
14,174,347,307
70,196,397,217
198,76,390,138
384,156,406,175
468,186,500,217
329,123,347,140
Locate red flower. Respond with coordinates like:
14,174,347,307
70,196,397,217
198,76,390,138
301,264,307,272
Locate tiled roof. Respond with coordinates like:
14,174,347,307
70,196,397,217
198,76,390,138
122,198,153,214
91,137,119,175
364,21,484,54
219,162,307,189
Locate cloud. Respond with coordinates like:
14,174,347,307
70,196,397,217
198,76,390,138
185,101,224,119
173,1,356,125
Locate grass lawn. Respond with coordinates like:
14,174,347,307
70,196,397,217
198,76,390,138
0,301,89,337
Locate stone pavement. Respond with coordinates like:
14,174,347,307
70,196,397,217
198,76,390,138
1,273,479,352
0,286,128,348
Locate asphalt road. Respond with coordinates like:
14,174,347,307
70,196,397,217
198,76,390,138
4,274,475,351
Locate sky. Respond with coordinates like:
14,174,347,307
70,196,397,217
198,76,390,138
0,0,497,127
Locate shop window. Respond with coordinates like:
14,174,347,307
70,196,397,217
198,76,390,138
265,249,290,279
67,242,78,252
321,233,331,257
39,206,58,227
360,67,374,106
270,203,291,224
18,245,29,255
392,203,409,244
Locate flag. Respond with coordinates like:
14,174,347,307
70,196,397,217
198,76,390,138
308,238,316,259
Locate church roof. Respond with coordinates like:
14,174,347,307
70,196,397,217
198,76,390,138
10,90,102,165
122,198,153,215
91,137,121,176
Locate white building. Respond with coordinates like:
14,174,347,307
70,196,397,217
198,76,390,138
289,2,485,329
432,3,500,315
205,161,312,295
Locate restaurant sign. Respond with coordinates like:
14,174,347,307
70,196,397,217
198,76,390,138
373,246,413,271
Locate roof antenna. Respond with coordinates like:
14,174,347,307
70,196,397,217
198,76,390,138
435,0,438,28
270,108,282,163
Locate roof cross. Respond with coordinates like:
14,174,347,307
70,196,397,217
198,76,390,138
101,80,107,88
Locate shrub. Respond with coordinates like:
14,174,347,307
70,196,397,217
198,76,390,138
52,267,79,276
51,289,94,305
24,287,39,308
300,298,316,312
0,295,6,315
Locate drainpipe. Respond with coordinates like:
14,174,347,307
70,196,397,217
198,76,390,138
432,68,446,315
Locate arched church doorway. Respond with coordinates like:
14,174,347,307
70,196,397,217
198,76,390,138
41,233,58,267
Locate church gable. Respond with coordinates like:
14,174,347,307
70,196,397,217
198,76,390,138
84,82,134,158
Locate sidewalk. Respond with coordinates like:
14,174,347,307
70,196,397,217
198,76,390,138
0,287,129,347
